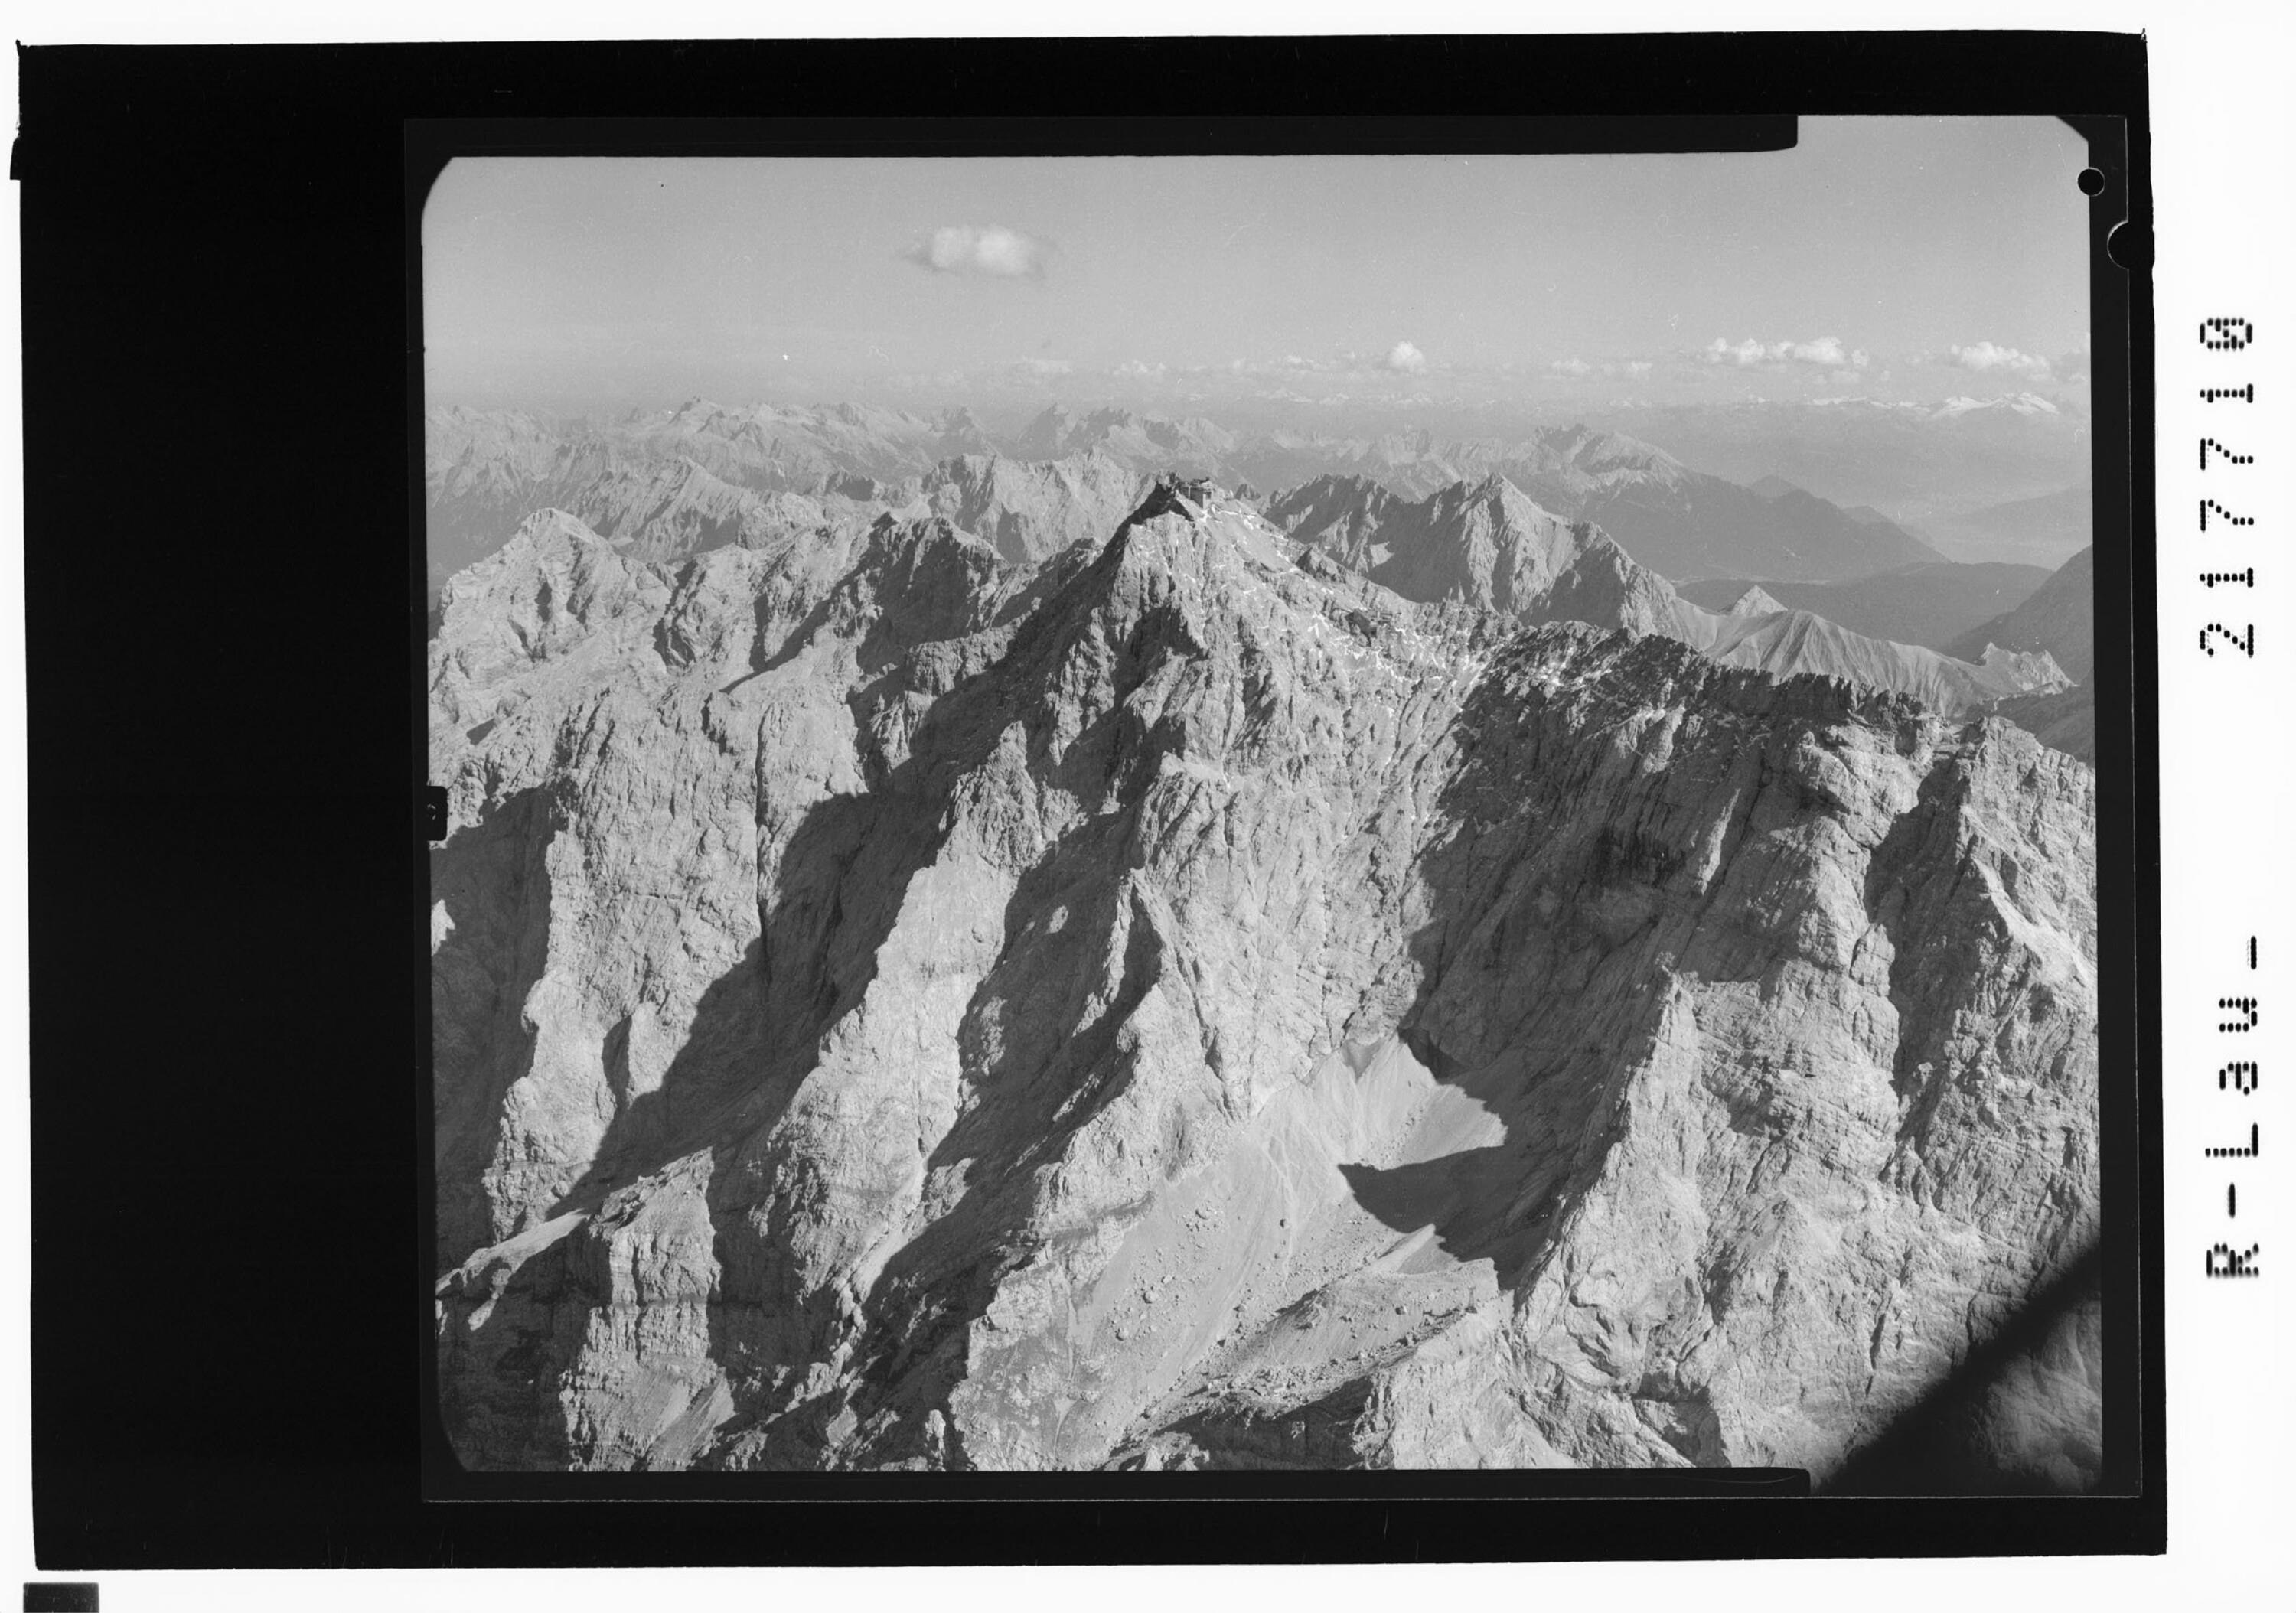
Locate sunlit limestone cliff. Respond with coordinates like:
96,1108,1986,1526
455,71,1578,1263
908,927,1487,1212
431,482,2098,1484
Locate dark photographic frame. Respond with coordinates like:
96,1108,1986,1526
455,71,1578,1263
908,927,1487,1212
21,30,2157,1569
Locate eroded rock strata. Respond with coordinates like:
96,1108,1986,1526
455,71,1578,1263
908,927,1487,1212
432,483,2099,1482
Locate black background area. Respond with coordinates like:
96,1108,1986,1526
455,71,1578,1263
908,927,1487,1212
18,31,2157,1566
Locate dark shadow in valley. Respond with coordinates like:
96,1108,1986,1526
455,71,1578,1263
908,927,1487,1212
429,783,556,1274
828,813,1165,1468
1332,640,1707,1304
544,934,784,1216
1144,1371,1394,1471
435,1246,582,1475
1339,640,1929,1309
674,575,1133,1468
442,640,1002,1468
1333,1028,1586,1295
1824,1239,2105,1494
1336,638,2102,1490
436,912,799,1475
439,495,1183,1470
1336,1148,1545,1278
756,572,1208,1468
744,590,838,681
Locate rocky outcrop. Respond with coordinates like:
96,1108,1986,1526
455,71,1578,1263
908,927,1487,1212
1012,403,1238,471
432,482,2099,1484
1261,474,1407,565
1244,425,1941,582
1991,677,2097,765
907,451,1150,565
559,458,861,565
425,407,628,586
1270,475,2068,717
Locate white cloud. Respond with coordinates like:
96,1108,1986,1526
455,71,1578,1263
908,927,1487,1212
1013,357,1072,376
1382,341,1428,374
1624,360,1653,380
1705,335,1870,370
1947,341,2051,376
1113,360,1166,379
1547,357,1594,379
901,225,1052,279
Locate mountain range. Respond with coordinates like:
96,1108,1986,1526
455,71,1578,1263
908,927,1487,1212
1948,546,2096,680
1916,485,2099,569
429,402,1950,590
429,393,2086,745
1016,410,1946,583
1574,395,2091,542
425,399,996,585
1261,474,2066,718
1677,560,2053,654
432,481,2099,1480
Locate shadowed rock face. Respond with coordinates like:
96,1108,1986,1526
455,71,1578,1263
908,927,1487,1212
432,487,2098,1484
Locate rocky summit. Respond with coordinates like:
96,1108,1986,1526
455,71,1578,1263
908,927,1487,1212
432,478,2099,1484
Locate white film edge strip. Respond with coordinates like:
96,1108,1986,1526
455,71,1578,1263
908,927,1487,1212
2156,24,2294,1589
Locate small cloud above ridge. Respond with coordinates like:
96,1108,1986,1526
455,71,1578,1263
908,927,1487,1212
1382,341,1427,374
900,225,1053,279
1704,335,1869,370
1947,340,2051,376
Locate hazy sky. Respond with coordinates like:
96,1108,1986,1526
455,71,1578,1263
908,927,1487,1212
424,118,2093,412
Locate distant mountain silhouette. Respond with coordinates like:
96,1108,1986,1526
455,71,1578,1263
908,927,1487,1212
1678,561,2053,653
1948,546,2095,679
1267,474,2065,715
433,402,1948,589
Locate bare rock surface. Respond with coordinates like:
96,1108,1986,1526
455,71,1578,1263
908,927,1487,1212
1989,677,2098,765
1270,475,2068,716
1724,585,1787,616
560,458,877,566
432,481,2099,1483
905,450,1151,565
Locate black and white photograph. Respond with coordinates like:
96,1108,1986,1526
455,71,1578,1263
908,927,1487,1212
424,120,2106,1484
